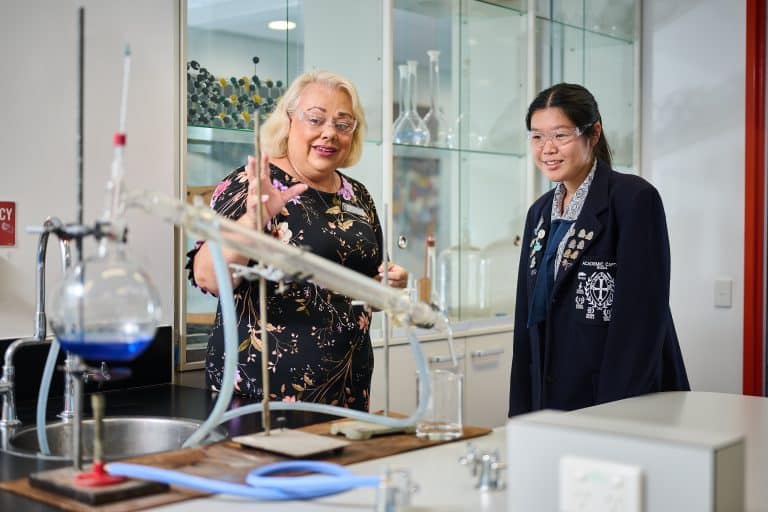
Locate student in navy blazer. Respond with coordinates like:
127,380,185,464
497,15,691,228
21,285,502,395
508,83,689,417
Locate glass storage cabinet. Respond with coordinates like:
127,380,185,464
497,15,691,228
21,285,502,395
177,0,639,370
536,0,639,172
391,0,528,322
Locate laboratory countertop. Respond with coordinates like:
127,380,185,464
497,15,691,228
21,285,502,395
152,391,768,512
151,427,508,512
5,390,768,511
0,384,335,512
369,316,514,347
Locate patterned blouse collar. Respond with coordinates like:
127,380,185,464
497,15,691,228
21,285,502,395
551,159,597,222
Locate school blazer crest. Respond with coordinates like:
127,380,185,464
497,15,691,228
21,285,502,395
508,160,690,416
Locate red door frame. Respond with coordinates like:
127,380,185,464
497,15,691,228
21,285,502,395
744,0,766,396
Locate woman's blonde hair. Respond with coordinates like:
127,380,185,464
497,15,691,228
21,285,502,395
259,70,367,169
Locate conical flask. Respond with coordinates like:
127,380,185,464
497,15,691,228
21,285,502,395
423,50,454,148
393,60,430,146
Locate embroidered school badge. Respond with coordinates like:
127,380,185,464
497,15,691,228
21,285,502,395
576,262,616,322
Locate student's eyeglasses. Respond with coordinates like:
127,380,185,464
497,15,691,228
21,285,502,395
527,126,585,148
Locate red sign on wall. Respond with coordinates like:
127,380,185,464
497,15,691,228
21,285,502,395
0,202,16,246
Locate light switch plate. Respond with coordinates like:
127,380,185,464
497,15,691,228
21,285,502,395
714,279,732,308
559,455,643,512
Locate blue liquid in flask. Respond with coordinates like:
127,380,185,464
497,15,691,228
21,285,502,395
58,336,153,361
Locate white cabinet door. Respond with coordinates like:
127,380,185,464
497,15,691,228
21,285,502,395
464,331,513,428
370,337,466,416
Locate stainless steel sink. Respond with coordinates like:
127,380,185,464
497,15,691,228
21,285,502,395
4,417,227,461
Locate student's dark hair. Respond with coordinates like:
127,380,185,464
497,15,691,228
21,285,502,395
525,83,612,168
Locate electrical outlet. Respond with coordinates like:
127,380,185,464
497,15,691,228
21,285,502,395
559,455,643,512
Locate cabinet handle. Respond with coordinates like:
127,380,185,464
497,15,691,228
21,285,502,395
470,348,504,359
428,354,465,364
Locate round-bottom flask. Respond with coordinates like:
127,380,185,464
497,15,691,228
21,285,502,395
49,240,162,361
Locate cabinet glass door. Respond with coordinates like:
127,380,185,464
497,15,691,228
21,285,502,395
392,1,528,321
181,0,304,369
180,1,383,369
536,0,638,171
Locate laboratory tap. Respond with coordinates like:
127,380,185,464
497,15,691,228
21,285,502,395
459,443,506,491
0,218,71,430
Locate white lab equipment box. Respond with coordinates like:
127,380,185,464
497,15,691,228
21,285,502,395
506,406,744,511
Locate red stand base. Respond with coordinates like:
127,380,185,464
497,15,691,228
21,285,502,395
74,461,126,487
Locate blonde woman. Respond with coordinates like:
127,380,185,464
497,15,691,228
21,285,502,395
190,70,407,410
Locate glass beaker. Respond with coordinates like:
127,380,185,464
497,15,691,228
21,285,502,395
49,239,162,361
437,236,490,320
423,50,454,148
393,60,430,146
416,368,463,441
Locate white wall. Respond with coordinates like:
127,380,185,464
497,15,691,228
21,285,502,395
0,0,178,339
642,0,745,393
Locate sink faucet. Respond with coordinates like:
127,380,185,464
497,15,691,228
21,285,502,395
0,217,71,430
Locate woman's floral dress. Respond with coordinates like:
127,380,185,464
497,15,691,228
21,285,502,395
186,163,382,411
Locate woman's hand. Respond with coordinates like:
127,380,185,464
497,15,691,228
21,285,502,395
376,262,409,289
196,154,307,295
243,153,307,228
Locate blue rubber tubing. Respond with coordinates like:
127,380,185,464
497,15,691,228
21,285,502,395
106,460,380,500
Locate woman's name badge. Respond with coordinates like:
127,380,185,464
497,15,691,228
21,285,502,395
342,202,366,216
